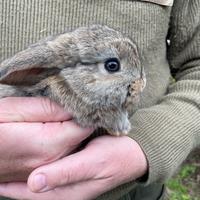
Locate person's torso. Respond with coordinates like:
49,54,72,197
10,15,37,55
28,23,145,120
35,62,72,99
0,1,173,199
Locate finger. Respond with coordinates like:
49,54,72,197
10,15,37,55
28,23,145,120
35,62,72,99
0,180,110,200
0,182,32,200
28,147,103,192
0,182,55,200
0,121,93,157
0,97,72,122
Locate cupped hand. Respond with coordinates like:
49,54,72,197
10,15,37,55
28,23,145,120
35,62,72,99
0,97,93,182
0,135,147,200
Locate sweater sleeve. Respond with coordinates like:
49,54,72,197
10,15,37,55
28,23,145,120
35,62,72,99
129,0,200,185
97,1,199,199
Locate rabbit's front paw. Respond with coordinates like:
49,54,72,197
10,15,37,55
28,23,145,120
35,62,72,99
108,129,130,136
107,114,131,136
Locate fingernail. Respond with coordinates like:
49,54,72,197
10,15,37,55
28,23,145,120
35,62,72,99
32,174,49,192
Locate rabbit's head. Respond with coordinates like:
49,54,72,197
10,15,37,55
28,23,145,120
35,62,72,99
0,25,145,135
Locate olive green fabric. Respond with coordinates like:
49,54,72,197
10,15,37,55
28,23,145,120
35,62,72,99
0,0,200,200
0,197,11,200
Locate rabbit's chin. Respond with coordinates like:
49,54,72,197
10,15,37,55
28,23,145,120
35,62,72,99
71,104,131,137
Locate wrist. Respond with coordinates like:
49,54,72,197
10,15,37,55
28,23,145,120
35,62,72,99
125,136,148,180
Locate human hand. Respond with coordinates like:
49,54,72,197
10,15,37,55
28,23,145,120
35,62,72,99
0,135,147,200
0,97,93,182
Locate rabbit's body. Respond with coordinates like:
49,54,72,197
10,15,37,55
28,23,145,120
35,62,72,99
0,25,145,136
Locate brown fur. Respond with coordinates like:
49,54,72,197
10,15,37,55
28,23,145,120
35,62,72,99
0,25,146,136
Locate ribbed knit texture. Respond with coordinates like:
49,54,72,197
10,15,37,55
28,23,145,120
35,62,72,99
0,0,167,59
0,0,200,200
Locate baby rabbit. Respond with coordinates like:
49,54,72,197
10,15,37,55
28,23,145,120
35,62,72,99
0,25,145,136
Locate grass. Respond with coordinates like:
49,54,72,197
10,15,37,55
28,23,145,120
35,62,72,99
167,149,200,200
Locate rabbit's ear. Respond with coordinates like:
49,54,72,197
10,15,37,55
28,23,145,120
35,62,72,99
0,46,63,86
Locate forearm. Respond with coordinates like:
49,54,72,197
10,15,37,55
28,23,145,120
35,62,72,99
129,0,200,184
129,89,200,184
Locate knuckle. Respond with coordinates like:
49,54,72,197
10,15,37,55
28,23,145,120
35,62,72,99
60,166,73,184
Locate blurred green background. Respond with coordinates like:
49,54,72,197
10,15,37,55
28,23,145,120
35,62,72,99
167,148,200,200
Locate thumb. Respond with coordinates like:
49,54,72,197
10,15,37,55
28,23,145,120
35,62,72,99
27,149,99,193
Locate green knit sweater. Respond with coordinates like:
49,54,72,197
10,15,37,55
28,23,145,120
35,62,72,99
0,0,200,200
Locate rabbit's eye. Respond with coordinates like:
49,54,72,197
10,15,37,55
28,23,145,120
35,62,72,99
104,58,120,73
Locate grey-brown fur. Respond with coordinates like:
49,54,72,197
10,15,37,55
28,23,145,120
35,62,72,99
0,25,145,136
